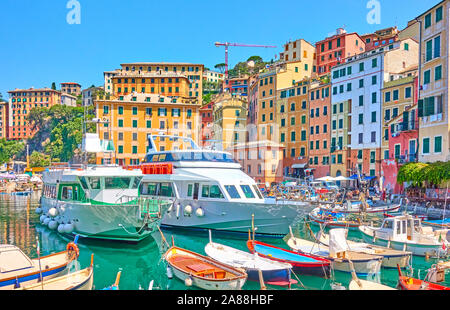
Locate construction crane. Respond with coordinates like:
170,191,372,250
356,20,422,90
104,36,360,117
214,42,277,90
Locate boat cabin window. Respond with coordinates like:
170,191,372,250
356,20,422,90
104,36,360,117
187,184,193,197
396,221,401,235
252,185,264,199
382,220,393,229
240,185,255,199
132,177,142,189
225,185,241,199
201,185,224,199
145,151,236,163
141,182,175,197
105,177,131,189
414,219,421,232
402,220,407,234
61,186,73,200
88,177,101,190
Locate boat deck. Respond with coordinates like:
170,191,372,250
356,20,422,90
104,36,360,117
170,254,236,280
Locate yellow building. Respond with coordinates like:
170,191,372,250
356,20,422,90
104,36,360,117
95,93,200,165
105,62,205,105
414,1,449,162
212,93,247,151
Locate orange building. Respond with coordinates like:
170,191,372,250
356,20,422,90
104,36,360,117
7,88,62,140
60,82,82,96
308,79,331,178
0,101,7,139
315,28,366,77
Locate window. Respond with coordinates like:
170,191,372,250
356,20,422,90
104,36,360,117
372,92,377,103
240,185,255,198
358,113,364,124
225,185,241,199
424,70,431,84
405,87,412,98
425,13,432,28
393,90,399,101
435,65,442,81
434,136,442,153
435,6,443,22
202,185,224,199
372,75,377,85
359,95,364,106
371,131,376,143
422,137,430,154
118,119,123,127
372,58,377,68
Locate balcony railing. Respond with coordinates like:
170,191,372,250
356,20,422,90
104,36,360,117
391,120,418,136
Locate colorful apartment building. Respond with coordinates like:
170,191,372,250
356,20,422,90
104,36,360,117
277,80,310,178
415,0,449,163
280,38,317,65
60,82,82,96
381,73,418,160
361,27,399,51
7,88,62,140
212,92,247,151
308,79,332,178
95,93,200,165
228,76,249,96
61,93,77,106
0,101,7,139
331,38,418,178
82,86,104,106
200,101,214,147
203,70,224,84
226,140,284,187
108,62,204,105
315,28,366,77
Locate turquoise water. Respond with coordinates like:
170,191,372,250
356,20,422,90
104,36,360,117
0,192,448,290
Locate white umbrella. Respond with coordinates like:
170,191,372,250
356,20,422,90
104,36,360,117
335,176,351,181
316,176,336,182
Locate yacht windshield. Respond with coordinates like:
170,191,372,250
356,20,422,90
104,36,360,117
105,177,131,189
225,185,241,199
144,152,235,163
252,185,263,199
202,185,224,198
240,185,255,199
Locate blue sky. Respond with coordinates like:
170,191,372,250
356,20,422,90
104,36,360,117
0,0,441,99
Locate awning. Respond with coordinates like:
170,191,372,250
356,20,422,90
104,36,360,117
292,164,306,169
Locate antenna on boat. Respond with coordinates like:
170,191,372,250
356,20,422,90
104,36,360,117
251,214,255,241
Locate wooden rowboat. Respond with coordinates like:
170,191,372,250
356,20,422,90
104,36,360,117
164,246,247,290
16,254,94,290
204,231,296,287
0,240,79,290
247,240,331,278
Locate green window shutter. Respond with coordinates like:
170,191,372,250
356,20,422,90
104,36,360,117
426,40,433,61
434,136,442,153
132,120,138,128
146,120,151,128
423,138,430,154
418,99,424,117
118,145,123,154
425,13,431,28
372,58,377,68
118,119,123,127
435,65,442,81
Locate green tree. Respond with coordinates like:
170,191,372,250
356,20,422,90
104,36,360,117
29,151,51,168
214,63,226,73
0,139,25,165
51,82,57,90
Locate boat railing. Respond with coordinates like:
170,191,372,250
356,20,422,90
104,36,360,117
138,197,173,220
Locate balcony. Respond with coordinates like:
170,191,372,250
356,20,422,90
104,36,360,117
391,120,418,136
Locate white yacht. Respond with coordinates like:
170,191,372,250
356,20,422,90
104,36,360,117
38,164,171,242
139,135,313,237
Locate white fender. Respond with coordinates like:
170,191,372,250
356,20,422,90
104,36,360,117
48,220,58,230
43,217,51,226
195,207,204,217
64,222,74,234
57,224,65,234
35,207,42,215
184,276,193,287
184,205,193,216
48,208,58,217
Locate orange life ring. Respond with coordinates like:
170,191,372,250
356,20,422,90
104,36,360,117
66,242,80,260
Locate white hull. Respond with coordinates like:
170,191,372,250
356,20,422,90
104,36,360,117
41,197,164,242
331,258,382,275
359,226,448,257
161,199,313,236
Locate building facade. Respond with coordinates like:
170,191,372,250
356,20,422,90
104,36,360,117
7,88,62,140
60,82,82,96
415,1,449,163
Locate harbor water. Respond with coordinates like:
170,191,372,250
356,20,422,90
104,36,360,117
1,192,448,290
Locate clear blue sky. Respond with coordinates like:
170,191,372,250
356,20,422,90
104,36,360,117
0,0,440,99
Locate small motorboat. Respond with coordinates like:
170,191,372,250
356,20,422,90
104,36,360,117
164,246,247,290
287,228,383,276
247,239,331,278
359,214,449,257
204,231,297,287
309,207,361,231
396,265,450,290
348,260,396,290
422,218,450,230
16,254,94,290
0,238,80,290
316,229,412,268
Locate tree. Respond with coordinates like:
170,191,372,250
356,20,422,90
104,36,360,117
214,63,226,73
51,82,57,90
247,56,263,63
29,151,51,168
0,139,25,165
0,92,3,102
